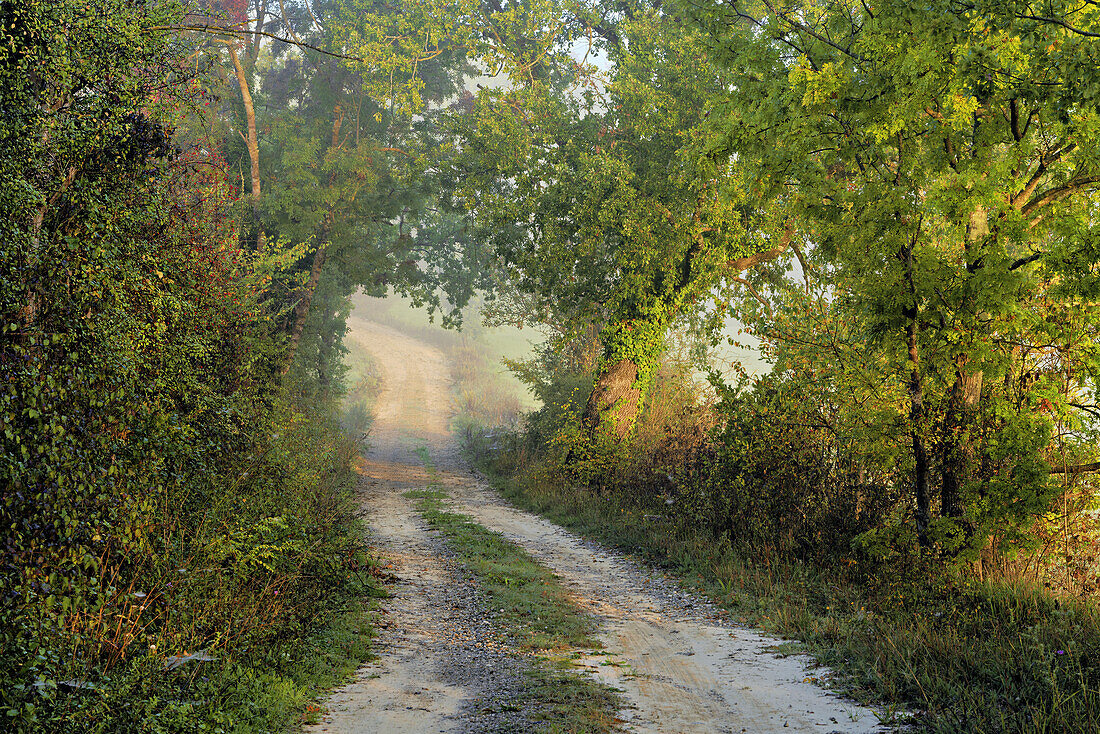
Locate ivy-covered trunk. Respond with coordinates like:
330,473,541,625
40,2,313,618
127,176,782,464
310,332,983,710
901,237,932,544
582,317,666,440
583,357,643,440
941,359,983,519
941,208,988,520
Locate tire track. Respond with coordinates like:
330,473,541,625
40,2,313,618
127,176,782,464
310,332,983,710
310,316,891,734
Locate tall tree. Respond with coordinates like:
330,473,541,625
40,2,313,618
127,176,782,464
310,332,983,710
186,0,485,384
446,0,784,439
685,0,1100,549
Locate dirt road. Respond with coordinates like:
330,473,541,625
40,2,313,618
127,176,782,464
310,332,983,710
306,316,890,733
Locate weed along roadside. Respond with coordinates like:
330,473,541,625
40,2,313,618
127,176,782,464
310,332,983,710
437,449,894,733
467,426,1100,733
322,304,1100,734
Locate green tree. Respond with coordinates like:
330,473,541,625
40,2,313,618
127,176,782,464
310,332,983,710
446,1,784,439
686,0,1100,550
194,0,488,387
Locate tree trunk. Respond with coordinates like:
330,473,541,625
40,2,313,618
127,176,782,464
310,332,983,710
23,163,75,335
901,236,931,544
583,358,643,441
228,45,263,251
247,0,268,68
22,205,46,334
280,242,327,377
316,302,341,393
941,357,983,517
908,317,932,545
941,206,988,518
278,108,345,379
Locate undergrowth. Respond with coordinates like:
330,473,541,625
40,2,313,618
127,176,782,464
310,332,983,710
341,346,383,441
6,402,384,733
470,444,1100,733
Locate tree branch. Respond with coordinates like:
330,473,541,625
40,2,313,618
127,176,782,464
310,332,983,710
151,24,368,62
761,0,869,63
1009,251,1044,271
790,236,813,294
731,277,771,311
276,0,305,47
1011,162,1047,209
1050,462,1100,474
1022,175,1100,221
726,224,794,274
1016,13,1100,38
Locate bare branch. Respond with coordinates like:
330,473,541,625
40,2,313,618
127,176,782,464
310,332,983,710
1016,13,1100,38
276,0,304,46
150,23,368,62
1050,461,1100,474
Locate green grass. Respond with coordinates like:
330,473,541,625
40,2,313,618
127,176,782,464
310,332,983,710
217,570,386,732
406,449,622,733
407,485,599,652
471,445,1100,734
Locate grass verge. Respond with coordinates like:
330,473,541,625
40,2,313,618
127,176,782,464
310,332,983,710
215,567,386,732
470,442,1100,733
406,450,623,733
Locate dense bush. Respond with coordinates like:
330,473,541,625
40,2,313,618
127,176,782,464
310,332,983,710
495,329,1098,584
675,374,903,561
1,2,375,730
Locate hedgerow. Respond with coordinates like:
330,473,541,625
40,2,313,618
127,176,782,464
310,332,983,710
1,2,375,730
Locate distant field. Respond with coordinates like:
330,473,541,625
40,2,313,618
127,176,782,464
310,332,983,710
350,293,540,411
713,322,772,379
347,293,771,418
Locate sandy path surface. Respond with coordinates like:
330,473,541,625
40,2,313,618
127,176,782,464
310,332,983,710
308,315,891,733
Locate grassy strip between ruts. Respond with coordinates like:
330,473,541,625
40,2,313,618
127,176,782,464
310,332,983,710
469,445,1100,734
405,451,623,733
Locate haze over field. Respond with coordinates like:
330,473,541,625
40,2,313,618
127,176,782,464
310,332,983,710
351,292,771,418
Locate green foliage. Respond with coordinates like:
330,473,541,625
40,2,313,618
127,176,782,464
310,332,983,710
689,374,902,560
195,0,495,389
682,0,1100,551
0,1,381,729
445,0,780,436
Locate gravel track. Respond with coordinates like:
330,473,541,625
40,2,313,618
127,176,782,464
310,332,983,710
305,316,892,734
